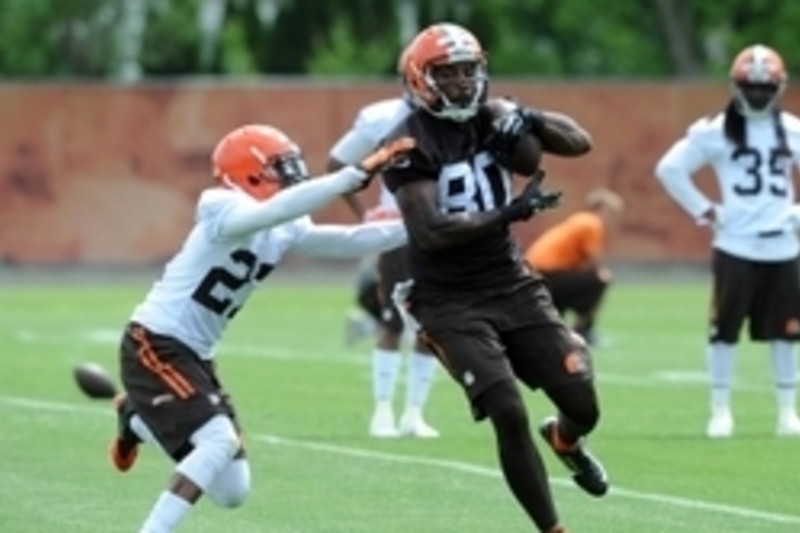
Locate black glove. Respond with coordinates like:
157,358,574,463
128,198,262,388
485,104,546,165
499,170,562,223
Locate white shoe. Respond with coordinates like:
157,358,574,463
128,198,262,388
706,409,734,438
369,404,399,438
776,412,800,437
398,411,440,438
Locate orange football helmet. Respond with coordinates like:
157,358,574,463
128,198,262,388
401,23,487,122
211,124,308,201
729,44,787,116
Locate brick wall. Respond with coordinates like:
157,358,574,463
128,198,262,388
1,81,794,264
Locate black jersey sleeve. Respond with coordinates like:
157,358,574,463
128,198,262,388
381,144,437,193
380,112,441,193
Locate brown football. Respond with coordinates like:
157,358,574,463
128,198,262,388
73,362,118,400
485,98,543,176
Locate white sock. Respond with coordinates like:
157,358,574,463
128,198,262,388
372,349,401,404
139,491,192,533
131,414,161,447
707,342,736,412
404,351,437,412
770,341,798,415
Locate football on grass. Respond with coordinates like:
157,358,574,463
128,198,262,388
73,362,118,400
485,98,543,175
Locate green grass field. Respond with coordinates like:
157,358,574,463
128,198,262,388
1,275,799,532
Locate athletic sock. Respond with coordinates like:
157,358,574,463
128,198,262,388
372,349,401,404
139,491,192,533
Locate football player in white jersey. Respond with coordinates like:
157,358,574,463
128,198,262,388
655,44,800,438
109,123,413,533
327,53,441,439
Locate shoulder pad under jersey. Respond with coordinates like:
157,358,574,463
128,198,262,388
353,98,414,145
685,112,724,149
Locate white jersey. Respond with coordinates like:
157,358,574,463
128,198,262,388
329,98,413,210
655,110,800,260
132,189,314,358
132,186,406,359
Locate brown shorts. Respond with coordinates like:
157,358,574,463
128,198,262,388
540,267,609,315
411,281,592,420
119,323,243,461
711,249,800,342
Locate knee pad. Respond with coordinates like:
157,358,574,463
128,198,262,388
206,459,251,508
176,415,241,490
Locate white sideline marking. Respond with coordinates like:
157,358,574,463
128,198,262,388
256,434,800,525
9,326,786,389
12,327,798,389
1,394,799,526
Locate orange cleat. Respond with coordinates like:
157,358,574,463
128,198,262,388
109,393,140,472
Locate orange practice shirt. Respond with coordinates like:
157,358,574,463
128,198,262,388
525,211,604,271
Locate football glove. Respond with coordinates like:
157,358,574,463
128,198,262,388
500,169,562,223
348,136,416,191
485,104,546,167
357,136,416,175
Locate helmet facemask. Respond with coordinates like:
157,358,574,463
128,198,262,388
731,81,785,117
268,151,309,187
224,150,309,201
420,58,487,122
729,44,787,118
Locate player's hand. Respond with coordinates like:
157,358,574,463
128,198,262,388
488,105,546,144
357,137,416,175
697,204,721,231
485,104,546,168
501,169,562,223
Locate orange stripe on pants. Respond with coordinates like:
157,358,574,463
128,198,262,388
131,327,196,399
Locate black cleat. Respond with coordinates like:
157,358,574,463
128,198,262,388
539,416,609,497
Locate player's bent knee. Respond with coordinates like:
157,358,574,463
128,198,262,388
573,400,600,433
548,380,600,432
567,388,600,431
206,459,251,508
176,416,242,491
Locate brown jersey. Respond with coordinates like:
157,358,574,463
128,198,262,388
381,106,534,294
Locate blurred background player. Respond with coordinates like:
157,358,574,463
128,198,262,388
344,253,380,345
525,188,625,346
110,123,412,533
326,49,440,439
382,22,607,532
655,43,800,438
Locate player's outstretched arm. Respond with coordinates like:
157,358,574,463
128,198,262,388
218,138,415,239
291,220,407,258
395,170,558,251
217,166,371,238
539,111,593,156
487,99,591,157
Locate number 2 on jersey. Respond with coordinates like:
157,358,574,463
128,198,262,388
731,147,788,197
192,249,273,318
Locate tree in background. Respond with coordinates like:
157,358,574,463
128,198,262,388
0,0,798,80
